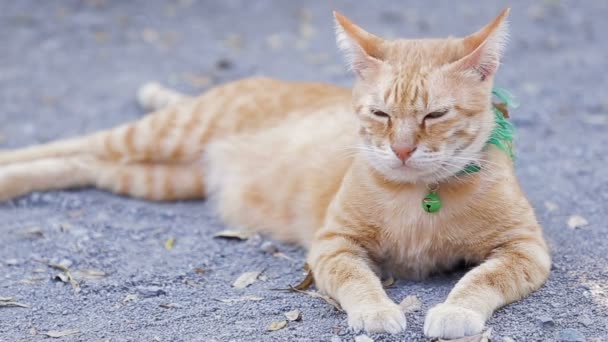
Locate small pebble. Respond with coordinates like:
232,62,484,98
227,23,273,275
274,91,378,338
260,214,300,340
537,315,555,328
354,335,374,342
559,328,586,342
216,59,233,70
58,259,73,268
4,258,19,266
136,286,166,298
578,315,592,327
502,337,515,342
260,241,279,254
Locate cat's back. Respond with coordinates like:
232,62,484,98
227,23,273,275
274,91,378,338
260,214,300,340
204,81,358,246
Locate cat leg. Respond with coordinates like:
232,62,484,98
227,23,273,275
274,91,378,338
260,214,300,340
136,82,192,111
424,236,551,339
308,231,407,334
0,157,98,201
0,157,204,201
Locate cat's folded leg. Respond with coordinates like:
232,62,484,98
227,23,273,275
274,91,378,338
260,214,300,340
0,157,205,201
308,230,406,334
424,235,551,339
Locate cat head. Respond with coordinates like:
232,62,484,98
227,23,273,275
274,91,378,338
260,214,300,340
335,9,510,184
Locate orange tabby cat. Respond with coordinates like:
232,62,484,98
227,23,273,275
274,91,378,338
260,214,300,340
0,9,550,338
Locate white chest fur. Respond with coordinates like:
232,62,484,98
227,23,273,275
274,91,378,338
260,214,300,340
374,186,477,279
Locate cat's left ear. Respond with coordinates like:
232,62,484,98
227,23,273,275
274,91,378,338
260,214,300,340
451,8,510,80
333,11,385,78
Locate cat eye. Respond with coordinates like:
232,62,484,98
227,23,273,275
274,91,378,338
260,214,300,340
424,109,449,121
371,110,390,119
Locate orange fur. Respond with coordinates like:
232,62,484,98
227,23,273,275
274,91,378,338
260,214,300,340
0,8,549,339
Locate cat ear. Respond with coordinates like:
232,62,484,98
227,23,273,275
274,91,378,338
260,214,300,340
453,8,510,80
333,11,385,78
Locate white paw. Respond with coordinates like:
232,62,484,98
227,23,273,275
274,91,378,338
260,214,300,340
347,302,407,334
424,303,485,339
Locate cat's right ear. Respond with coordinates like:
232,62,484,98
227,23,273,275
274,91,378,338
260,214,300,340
333,11,385,78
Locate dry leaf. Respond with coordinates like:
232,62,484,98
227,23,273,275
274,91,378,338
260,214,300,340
20,277,46,284
216,296,263,303
122,294,138,303
72,269,107,280
45,261,69,272
399,295,422,313
0,300,29,308
568,215,589,229
355,335,374,342
272,252,295,261
34,259,79,292
164,237,176,250
267,320,287,331
214,230,250,240
233,271,261,289
382,276,396,288
544,201,559,212
288,287,343,312
54,273,70,283
18,227,44,238
194,267,206,275
292,270,314,291
440,328,492,342
284,309,302,321
183,279,200,287
42,329,80,338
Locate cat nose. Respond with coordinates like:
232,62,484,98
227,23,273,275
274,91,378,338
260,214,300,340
391,144,417,162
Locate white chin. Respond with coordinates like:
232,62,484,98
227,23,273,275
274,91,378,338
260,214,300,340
372,163,427,184
374,162,463,184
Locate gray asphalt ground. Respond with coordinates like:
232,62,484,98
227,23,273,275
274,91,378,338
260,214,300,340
1,1,607,341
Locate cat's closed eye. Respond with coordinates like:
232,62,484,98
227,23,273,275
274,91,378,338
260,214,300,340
424,109,449,121
372,109,390,119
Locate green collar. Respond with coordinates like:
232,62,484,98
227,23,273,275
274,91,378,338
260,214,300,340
457,87,517,176
422,87,517,213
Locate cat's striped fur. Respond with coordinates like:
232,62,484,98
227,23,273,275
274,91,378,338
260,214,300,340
0,9,550,339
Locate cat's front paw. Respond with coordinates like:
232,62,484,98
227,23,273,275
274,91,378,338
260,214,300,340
424,303,485,339
347,302,406,334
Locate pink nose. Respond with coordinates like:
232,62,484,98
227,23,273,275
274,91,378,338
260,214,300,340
391,145,417,162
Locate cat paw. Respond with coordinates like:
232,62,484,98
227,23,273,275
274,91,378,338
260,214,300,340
424,303,485,339
347,302,406,334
